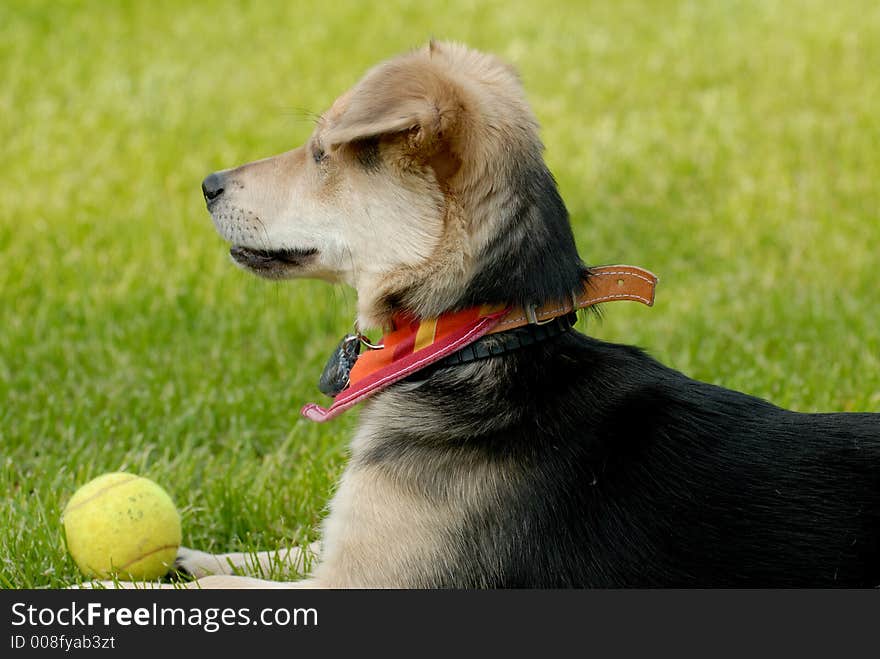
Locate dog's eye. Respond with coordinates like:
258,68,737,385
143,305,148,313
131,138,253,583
312,145,326,164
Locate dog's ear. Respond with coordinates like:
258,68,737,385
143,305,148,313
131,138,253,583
324,64,462,182
324,94,440,147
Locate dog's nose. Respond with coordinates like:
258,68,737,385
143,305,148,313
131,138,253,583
201,172,226,203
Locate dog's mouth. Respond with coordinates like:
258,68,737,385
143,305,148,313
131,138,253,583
230,245,318,277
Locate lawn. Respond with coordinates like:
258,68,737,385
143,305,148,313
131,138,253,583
2,0,879,588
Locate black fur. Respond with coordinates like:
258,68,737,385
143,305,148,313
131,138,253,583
456,157,587,311
364,331,880,587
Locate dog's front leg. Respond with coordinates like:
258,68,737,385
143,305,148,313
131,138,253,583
175,542,321,579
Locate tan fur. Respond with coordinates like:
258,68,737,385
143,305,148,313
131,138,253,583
307,385,525,588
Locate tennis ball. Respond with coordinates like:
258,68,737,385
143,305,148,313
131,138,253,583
62,472,181,580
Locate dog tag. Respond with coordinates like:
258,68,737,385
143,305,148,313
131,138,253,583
318,334,361,397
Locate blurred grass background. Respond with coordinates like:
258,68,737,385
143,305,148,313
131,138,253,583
2,0,879,587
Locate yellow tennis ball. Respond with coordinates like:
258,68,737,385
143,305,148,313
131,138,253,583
62,472,181,580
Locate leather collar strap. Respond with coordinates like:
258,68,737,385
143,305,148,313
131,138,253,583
490,264,657,334
301,264,657,423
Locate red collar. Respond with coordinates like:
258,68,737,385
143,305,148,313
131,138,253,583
301,264,657,422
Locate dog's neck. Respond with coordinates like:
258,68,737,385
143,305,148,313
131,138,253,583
355,197,473,330
302,266,657,423
355,158,587,330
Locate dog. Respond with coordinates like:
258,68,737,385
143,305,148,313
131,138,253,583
161,41,879,588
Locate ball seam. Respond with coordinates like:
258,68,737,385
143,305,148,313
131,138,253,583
61,474,141,519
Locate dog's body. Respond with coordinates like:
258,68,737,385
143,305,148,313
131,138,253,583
175,42,880,588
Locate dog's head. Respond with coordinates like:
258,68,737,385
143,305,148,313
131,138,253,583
204,41,585,327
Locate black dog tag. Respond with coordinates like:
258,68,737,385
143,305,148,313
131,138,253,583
318,334,361,397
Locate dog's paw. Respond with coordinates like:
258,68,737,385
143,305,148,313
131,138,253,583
62,547,219,588
67,579,174,589
174,546,233,579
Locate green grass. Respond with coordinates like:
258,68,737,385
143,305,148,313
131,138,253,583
2,0,879,588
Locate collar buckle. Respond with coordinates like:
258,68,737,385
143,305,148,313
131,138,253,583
526,303,557,326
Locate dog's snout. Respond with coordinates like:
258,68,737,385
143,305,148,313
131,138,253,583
201,172,226,204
